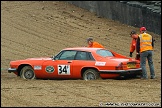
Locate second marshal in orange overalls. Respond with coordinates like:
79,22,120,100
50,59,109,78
129,30,140,61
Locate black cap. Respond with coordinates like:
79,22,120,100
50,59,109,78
87,37,93,42
130,30,136,35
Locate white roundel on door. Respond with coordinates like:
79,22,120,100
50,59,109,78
58,65,70,75
45,66,55,73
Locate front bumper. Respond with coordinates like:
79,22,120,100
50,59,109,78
8,68,17,73
99,68,142,76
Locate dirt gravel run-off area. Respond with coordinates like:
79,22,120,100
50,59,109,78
1,1,161,107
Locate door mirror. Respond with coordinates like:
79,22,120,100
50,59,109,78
51,56,55,60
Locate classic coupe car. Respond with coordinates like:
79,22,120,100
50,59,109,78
8,47,142,80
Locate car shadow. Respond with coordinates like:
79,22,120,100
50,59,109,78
115,75,141,80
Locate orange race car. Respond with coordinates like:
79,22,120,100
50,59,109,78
8,47,142,80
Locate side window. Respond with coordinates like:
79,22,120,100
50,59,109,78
75,51,95,60
55,50,77,60
87,52,95,60
75,51,86,60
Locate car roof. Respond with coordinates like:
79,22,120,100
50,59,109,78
62,47,105,52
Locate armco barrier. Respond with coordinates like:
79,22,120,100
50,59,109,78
66,1,161,35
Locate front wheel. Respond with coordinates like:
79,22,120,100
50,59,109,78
20,66,36,79
83,69,100,80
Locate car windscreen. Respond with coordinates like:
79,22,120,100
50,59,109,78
96,49,114,57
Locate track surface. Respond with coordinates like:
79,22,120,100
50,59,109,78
1,1,161,107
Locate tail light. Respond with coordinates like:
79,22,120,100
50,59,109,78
136,61,140,68
115,63,123,70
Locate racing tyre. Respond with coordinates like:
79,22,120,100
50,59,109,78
20,66,36,79
83,69,100,80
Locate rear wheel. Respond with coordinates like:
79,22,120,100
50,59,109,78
83,69,100,80
20,66,36,79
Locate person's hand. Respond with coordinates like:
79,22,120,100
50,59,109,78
129,52,133,57
136,53,140,60
136,53,140,57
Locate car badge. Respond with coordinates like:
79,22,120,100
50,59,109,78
45,66,54,73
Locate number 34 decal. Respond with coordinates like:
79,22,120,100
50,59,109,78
58,65,70,75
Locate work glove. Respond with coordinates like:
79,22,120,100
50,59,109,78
129,52,133,57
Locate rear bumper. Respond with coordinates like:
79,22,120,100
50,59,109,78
99,68,142,76
8,68,17,73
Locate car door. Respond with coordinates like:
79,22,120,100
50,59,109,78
72,51,96,78
42,50,77,79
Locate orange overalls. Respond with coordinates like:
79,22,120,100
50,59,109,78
87,41,104,48
130,34,140,61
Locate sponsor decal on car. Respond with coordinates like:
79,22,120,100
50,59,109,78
95,62,106,66
58,65,70,75
34,65,42,70
45,66,55,73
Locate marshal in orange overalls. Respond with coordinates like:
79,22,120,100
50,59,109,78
129,31,140,61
